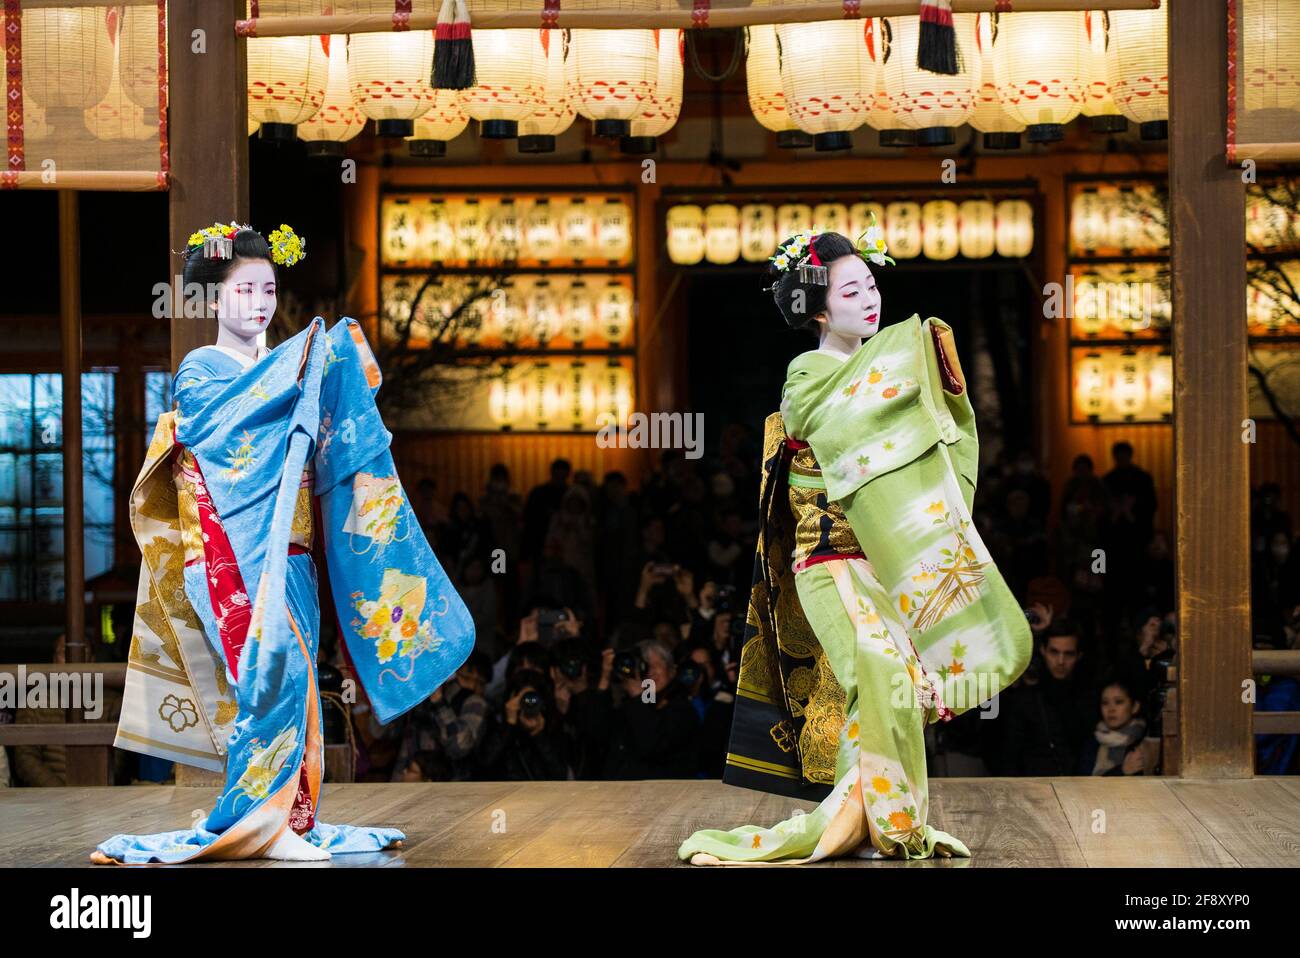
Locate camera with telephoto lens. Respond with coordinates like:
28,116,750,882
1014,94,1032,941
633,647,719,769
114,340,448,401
519,689,544,718
535,607,571,646
612,650,643,680
676,660,704,694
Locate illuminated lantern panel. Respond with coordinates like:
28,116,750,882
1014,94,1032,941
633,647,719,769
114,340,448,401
885,201,923,259
519,25,578,154
704,204,742,265
23,8,113,111
776,204,813,240
667,204,706,265
922,200,960,261
849,203,887,246
625,28,685,153
597,200,634,262
958,200,996,259
1071,347,1172,423
777,20,871,152
994,199,1034,258
525,199,563,262
746,23,812,149
813,203,849,238
741,204,778,263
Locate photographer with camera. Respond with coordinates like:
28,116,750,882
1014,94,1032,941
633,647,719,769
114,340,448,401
676,641,735,778
599,639,700,779
549,637,615,778
498,669,573,781
485,601,583,704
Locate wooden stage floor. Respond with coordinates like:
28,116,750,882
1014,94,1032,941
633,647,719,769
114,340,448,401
2,777,1298,867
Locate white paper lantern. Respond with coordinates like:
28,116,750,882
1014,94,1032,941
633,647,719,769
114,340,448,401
667,204,706,265
348,30,436,136
489,366,528,429
1074,353,1108,418
992,12,1087,143
969,13,1025,148
812,203,849,237
882,14,977,146
746,24,811,148
597,282,635,345
864,18,914,147
519,27,577,153
298,35,365,155
1072,189,1106,252
459,29,548,139
922,200,960,261
592,360,634,426
885,201,922,259
526,279,562,346
849,202,886,246
1107,7,1169,140
563,280,595,345
119,5,164,118
84,11,150,142
1079,11,1126,132
1107,351,1147,419
248,34,327,138
1145,351,1173,417
23,8,113,110
560,199,596,260
777,20,871,151
596,198,633,262
488,280,525,345
524,199,563,261
776,203,813,239
995,199,1034,257
958,199,996,259
1242,0,1300,112
1073,272,1105,336
741,204,778,262
572,29,659,137
453,199,489,262
407,89,469,158
625,29,684,151
705,204,742,264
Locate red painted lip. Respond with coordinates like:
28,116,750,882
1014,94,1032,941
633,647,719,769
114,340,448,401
866,313,879,322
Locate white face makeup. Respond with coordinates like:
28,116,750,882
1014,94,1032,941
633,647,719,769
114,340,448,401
213,258,277,346
813,254,881,352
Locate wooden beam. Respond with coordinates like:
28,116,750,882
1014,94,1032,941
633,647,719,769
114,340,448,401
236,0,1157,37
168,0,250,373
58,191,84,671
1169,0,1253,777
0,724,117,747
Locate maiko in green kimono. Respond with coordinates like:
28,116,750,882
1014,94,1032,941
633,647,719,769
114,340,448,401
679,225,1031,864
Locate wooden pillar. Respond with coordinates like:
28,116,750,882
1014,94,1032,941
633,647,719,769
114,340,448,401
59,190,85,668
167,0,250,373
1169,0,1253,776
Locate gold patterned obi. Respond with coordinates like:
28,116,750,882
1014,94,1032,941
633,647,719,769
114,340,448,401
786,437,866,574
173,445,314,566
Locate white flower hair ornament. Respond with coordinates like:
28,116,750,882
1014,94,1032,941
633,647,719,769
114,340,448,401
767,229,830,287
855,211,897,267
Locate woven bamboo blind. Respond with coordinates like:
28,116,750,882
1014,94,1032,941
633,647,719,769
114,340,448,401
1228,0,1300,164
3,0,167,191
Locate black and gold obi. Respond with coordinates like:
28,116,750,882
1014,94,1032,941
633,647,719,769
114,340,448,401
722,413,852,802
786,439,865,573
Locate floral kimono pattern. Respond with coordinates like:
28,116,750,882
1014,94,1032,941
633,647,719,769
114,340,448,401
94,319,474,864
679,314,1031,863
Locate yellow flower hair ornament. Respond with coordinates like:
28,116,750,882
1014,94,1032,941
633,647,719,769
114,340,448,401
268,223,307,268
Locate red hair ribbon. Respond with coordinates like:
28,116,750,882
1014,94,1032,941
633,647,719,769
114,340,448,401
806,232,823,267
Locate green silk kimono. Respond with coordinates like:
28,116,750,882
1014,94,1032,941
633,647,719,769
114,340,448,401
679,314,1031,863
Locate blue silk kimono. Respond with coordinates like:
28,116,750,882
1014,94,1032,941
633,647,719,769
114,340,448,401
94,318,474,864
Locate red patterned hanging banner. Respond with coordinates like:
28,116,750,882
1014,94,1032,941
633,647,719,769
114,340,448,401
842,0,862,17
393,0,411,31
541,0,560,29
3,0,25,189
156,0,169,186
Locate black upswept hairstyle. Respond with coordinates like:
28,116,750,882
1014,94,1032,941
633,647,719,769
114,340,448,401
181,227,277,308
763,230,862,330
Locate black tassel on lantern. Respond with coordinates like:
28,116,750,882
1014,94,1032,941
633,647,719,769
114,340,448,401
917,0,958,76
432,0,475,89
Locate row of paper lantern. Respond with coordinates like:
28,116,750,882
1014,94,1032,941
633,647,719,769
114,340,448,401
1073,349,1173,422
1073,270,1172,335
245,27,684,151
665,199,1034,265
1070,187,1169,253
381,195,634,267
748,8,1172,149
1072,265,1300,335
488,358,635,431
383,274,635,349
